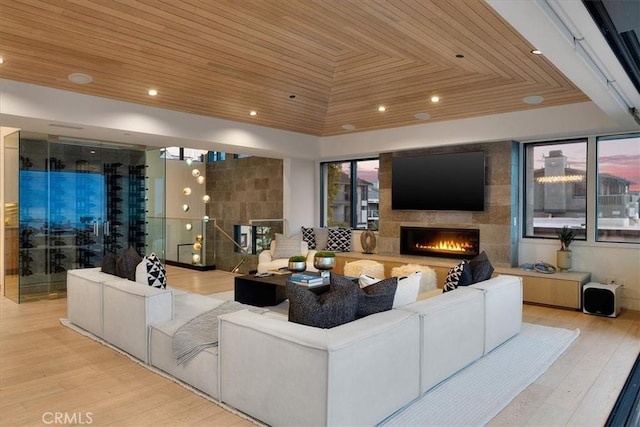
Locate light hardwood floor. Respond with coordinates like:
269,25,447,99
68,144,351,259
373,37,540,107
1,266,638,426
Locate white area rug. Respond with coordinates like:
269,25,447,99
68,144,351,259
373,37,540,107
381,323,580,427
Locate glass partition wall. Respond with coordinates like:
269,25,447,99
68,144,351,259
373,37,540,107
3,132,161,302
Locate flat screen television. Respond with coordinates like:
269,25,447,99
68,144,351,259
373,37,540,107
391,151,485,211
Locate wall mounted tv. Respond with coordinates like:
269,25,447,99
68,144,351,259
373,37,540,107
391,151,486,211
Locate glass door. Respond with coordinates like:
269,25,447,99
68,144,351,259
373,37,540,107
14,133,147,302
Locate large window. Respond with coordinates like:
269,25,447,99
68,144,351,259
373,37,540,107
596,134,640,242
524,140,588,240
321,159,379,230
524,134,640,244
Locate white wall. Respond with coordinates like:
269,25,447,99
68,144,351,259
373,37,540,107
283,158,318,234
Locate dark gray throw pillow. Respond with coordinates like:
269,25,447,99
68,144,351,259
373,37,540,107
287,273,359,328
356,277,397,318
469,251,494,283
115,247,142,281
101,252,118,275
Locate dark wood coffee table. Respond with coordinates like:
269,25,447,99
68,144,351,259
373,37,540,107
234,272,329,307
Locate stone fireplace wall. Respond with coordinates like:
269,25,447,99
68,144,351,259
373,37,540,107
206,156,283,272
378,140,518,267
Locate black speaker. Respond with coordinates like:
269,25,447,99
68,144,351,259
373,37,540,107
583,283,621,317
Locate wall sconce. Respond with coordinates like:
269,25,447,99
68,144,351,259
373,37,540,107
183,187,192,195
192,169,200,177
202,195,211,203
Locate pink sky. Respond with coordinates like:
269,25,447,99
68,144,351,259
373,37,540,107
533,137,639,191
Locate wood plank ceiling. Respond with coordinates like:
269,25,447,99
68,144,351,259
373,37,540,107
0,0,589,136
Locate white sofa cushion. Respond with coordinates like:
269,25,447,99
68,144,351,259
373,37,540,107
395,272,421,307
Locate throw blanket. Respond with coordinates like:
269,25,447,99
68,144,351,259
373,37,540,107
173,301,268,366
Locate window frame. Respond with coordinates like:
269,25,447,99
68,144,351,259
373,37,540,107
320,158,379,230
522,133,639,246
522,138,589,242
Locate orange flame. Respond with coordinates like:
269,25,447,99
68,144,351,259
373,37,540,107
416,240,473,253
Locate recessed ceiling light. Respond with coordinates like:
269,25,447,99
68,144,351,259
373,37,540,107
68,72,93,84
531,49,542,55
249,111,258,116
342,124,356,131
430,96,440,103
378,106,386,112
414,113,431,120
523,95,544,104
148,89,158,96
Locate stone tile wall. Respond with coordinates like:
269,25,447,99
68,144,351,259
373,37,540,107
378,140,518,267
206,156,283,272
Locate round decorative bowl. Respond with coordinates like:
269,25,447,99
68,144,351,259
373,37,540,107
313,256,336,271
288,261,307,272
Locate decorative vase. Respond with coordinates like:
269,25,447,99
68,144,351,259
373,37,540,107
360,230,377,254
313,256,335,280
556,250,572,271
288,260,306,272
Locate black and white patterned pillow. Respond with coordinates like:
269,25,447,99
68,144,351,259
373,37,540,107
301,226,316,250
443,260,472,293
326,227,352,252
145,252,167,289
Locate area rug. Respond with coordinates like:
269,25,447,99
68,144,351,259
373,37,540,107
381,323,580,426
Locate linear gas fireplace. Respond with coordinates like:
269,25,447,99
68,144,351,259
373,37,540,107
400,226,480,259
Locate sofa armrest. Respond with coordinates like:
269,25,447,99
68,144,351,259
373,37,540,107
470,274,523,354
400,286,485,393
258,249,273,264
219,309,420,427
102,278,173,363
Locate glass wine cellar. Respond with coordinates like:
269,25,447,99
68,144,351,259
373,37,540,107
2,132,165,303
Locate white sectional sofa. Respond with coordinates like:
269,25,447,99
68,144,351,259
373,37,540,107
66,268,523,427
219,308,421,427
